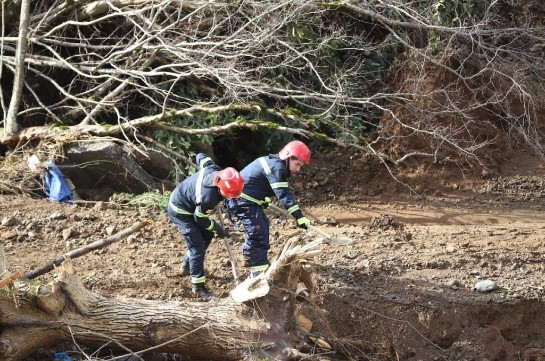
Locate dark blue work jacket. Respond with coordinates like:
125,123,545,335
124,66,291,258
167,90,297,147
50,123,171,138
239,154,303,220
169,154,221,231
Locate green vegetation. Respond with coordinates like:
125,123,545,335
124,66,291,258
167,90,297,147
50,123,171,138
430,0,489,48
111,191,171,212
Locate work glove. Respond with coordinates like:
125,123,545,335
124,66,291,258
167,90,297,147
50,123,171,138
213,223,229,238
296,216,311,230
261,197,272,209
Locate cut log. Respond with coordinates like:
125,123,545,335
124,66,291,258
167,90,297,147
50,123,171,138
0,238,323,361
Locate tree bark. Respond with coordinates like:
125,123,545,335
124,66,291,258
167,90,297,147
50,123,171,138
3,0,30,141
0,238,320,361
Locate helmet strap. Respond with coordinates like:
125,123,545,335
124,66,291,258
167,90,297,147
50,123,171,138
285,157,292,177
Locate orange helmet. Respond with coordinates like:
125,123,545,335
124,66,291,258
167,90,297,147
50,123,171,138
279,140,311,164
213,167,244,198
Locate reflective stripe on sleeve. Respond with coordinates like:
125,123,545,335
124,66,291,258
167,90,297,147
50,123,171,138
240,193,264,205
206,220,215,231
195,211,210,218
168,201,193,215
271,181,288,189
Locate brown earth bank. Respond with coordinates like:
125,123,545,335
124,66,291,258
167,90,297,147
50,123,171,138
3,149,545,361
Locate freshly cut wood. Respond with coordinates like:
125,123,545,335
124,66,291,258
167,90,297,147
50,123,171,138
296,314,313,333
0,272,21,289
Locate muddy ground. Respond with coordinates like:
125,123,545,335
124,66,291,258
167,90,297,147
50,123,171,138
3,149,545,361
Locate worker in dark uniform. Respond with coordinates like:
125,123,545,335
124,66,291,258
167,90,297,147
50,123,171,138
226,141,311,277
168,153,244,300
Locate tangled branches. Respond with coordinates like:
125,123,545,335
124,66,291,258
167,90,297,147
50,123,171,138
0,0,544,170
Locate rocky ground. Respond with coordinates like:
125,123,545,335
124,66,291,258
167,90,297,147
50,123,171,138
3,149,545,361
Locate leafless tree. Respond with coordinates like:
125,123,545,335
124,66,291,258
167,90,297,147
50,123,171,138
2,0,29,139
0,0,543,170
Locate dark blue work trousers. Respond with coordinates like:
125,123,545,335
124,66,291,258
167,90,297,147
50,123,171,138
167,209,213,283
226,198,270,267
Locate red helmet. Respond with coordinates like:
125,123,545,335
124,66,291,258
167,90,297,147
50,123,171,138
213,167,244,198
278,140,311,164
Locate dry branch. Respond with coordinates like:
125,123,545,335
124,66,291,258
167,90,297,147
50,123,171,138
0,0,544,175
23,220,150,280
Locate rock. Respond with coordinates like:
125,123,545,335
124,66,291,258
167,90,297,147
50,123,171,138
448,280,462,290
474,279,498,292
345,250,359,259
133,146,176,180
1,231,18,240
49,212,66,220
70,214,82,221
1,216,20,227
94,202,106,211
105,226,117,236
62,141,161,199
62,228,75,241
127,234,138,243
446,244,457,253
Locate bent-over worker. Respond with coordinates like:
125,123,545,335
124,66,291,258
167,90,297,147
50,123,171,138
168,153,244,300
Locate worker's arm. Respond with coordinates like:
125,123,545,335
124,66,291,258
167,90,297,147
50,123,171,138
265,164,306,221
194,198,228,237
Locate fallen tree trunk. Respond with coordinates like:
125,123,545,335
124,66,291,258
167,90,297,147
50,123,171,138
0,238,322,361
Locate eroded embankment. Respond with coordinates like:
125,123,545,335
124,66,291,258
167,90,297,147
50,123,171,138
314,286,545,361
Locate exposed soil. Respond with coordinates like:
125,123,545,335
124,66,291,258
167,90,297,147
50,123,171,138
3,148,545,361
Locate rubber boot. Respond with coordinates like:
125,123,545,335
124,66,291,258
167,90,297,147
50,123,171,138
192,283,214,300
180,256,190,276
250,263,269,277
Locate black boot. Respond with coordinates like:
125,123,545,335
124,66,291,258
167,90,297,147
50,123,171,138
180,256,190,276
192,283,214,300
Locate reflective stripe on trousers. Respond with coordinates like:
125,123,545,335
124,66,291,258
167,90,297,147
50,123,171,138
167,207,213,283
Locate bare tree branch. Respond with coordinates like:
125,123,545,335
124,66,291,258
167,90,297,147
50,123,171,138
0,0,543,173
3,0,30,140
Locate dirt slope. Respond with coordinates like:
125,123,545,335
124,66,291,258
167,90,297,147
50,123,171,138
3,149,545,360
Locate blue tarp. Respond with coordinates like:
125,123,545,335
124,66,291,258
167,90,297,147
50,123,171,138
53,352,71,361
43,161,74,204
